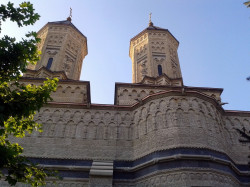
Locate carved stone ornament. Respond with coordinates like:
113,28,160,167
140,60,148,78
46,50,58,56
63,55,74,75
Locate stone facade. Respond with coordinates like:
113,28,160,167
25,19,88,80
129,21,182,84
2,18,250,186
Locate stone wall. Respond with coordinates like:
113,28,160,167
20,79,90,104
11,94,250,165
13,107,133,160
7,87,250,186
50,81,89,104
132,96,226,158
223,114,250,164
114,170,243,187
0,169,244,187
115,84,222,106
116,86,165,105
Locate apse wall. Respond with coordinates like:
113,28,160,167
11,93,250,164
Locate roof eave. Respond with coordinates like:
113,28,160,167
129,26,179,57
37,21,87,40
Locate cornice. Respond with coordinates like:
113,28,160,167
45,89,228,118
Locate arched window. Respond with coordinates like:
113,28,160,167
46,58,53,69
158,65,162,76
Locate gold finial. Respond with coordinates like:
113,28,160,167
67,7,72,21
149,12,153,26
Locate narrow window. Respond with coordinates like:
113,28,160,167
158,65,162,76
46,58,53,69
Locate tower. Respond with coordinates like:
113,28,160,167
25,16,87,80
129,16,182,86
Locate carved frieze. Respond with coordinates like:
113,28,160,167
47,34,65,46
63,54,75,76
20,95,250,163
151,41,165,53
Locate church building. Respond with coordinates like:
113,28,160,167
3,16,250,186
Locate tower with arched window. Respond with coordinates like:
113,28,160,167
25,17,88,80
129,19,182,86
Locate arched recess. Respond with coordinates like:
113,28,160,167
176,108,184,127
132,90,137,98
42,119,53,137
64,86,72,95
155,111,162,130
95,112,101,120
149,102,156,112
124,113,131,122
54,119,65,138
84,111,91,121
138,119,146,136
159,100,166,111
73,111,82,120
104,112,111,121
140,90,147,99
53,109,61,118
48,121,56,137
181,98,189,112
87,121,96,139
108,122,116,139
146,114,153,133
96,122,104,139
65,120,76,138
63,110,71,119
118,123,127,140
75,121,85,139
141,107,147,119
122,89,129,100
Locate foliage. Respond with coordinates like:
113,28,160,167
0,2,40,82
0,1,58,186
244,1,250,8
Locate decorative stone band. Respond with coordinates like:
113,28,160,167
27,148,250,185
113,148,250,185
90,161,113,176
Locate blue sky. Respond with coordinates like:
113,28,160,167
1,0,250,111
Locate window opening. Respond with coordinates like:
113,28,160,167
158,65,162,76
46,58,53,69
